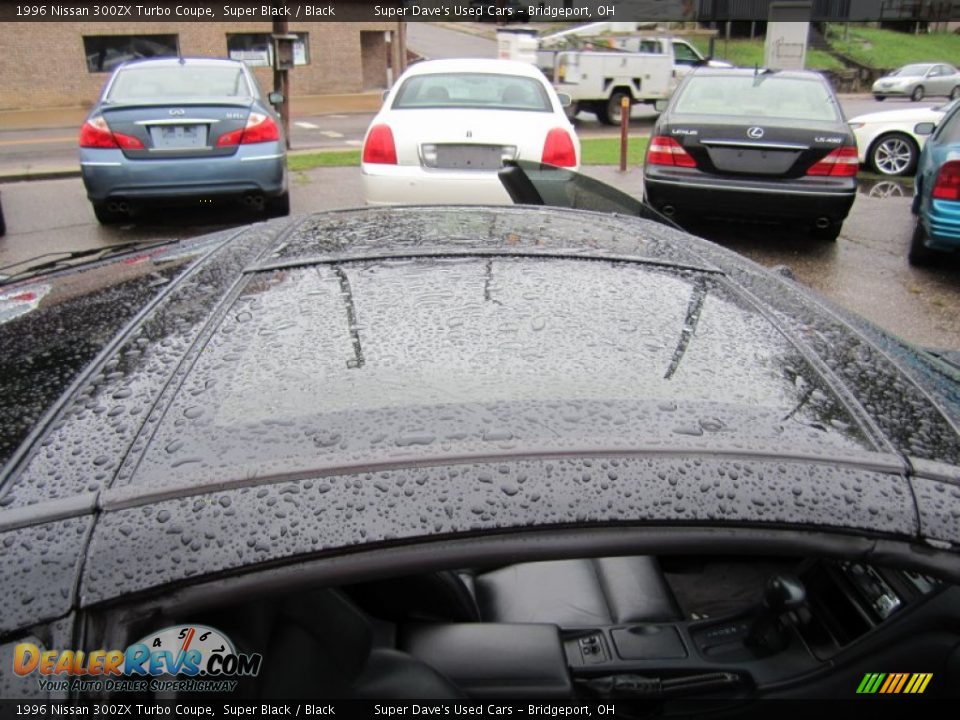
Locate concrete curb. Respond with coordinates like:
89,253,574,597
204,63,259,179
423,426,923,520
0,169,81,183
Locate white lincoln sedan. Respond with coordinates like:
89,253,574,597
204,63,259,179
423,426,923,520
362,59,581,205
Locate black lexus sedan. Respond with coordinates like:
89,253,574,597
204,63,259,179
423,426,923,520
643,68,858,242
0,167,959,706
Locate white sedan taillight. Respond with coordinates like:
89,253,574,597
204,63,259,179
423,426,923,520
363,124,398,165
541,128,577,168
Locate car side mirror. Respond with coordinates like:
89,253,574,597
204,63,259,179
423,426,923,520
557,92,573,108
268,91,284,106
915,122,936,135
382,89,390,102
654,99,669,113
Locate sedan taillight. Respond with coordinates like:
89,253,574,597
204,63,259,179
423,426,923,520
932,160,960,201
216,113,280,147
363,124,398,165
542,128,577,168
806,146,859,177
79,116,144,150
646,136,696,168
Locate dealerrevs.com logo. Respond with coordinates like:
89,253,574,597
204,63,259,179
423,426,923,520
13,625,261,693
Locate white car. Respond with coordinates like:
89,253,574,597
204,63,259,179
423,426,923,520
849,99,959,176
361,58,581,205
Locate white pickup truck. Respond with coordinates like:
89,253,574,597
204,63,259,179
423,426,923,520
537,37,731,125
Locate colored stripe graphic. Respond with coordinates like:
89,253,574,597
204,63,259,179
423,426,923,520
858,672,932,694
906,673,932,694
879,673,898,693
857,673,886,693
892,673,910,693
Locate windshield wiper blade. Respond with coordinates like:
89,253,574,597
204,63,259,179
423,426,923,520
0,239,180,286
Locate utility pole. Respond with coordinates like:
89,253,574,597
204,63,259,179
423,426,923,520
273,14,291,149
398,21,407,75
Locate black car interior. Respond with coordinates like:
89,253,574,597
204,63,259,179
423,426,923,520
112,552,960,701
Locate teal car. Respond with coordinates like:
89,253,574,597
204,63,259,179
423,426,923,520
911,101,960,265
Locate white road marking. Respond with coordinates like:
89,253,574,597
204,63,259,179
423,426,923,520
295,121,319,129
345,140,362,146
321,130,344,138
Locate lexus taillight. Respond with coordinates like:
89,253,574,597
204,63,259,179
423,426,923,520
216,112,280,147
646,136,696,168
542,128,577,168
932,160,960,201
79,116,143,150
362,124,398,165
806,146,858,177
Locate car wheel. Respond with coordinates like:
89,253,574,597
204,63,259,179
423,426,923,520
0,195,5,237
911,85,925,102
908,222,937,266
92,202,127,225
563,101,579,122
951,86,960,100
874,95,886,102
607,92,633,125
593,102,619,125
811,220,842,242
267,191,290,218
869,133,919,176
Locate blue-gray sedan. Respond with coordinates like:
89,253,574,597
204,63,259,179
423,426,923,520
79,57,288,224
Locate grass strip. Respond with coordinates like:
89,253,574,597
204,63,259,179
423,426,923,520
287,137,651,171
288,149,361,170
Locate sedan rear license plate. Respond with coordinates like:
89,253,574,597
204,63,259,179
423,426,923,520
707,148,799,175
151,125,207,149
433,145,504,170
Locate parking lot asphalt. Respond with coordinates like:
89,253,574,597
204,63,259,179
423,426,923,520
4,164,960,351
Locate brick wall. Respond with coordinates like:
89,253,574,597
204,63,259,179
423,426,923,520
0,21,397,111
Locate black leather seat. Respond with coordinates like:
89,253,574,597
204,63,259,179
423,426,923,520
349,556,682,627
199,589,463,699
474,557,682,626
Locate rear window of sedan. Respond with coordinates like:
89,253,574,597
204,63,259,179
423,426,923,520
673,75,841,122
392,73,553,112
107,65,252,102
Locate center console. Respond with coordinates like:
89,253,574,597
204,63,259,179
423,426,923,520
399,560,942,699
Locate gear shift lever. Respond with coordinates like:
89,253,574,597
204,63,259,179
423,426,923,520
746,574,806,652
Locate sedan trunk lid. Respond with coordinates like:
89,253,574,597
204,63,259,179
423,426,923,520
99,102,254,159
381,109,568,167
661,117,854,178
